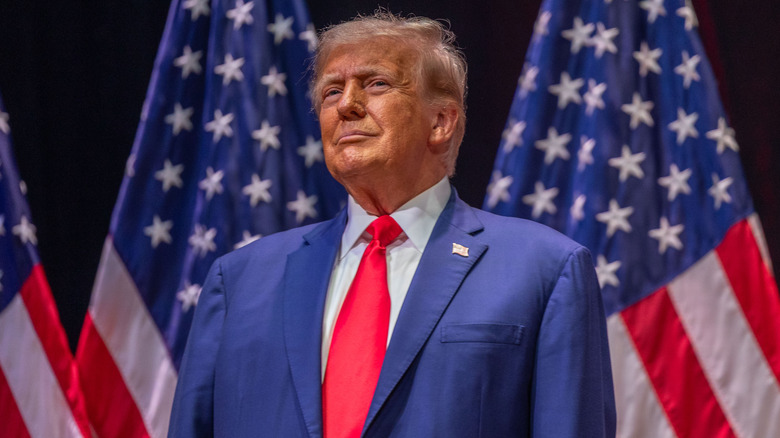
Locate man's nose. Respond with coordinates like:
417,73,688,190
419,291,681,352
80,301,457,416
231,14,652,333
337,83,367,120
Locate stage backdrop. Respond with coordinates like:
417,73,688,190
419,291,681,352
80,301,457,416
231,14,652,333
0,0,777,349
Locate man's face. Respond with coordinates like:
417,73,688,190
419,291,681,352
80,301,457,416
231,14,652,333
316,38,441,195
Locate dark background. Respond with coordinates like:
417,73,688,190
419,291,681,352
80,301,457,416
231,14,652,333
0,1,777,350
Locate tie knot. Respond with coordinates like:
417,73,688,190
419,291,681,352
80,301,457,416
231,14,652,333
366,215,402,247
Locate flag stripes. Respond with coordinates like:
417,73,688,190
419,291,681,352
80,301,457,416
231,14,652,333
0,282,85,437
77,315,149,438
621,286,735,438
77,238,177,438
611,217,780,437
715,220,780,383
607,316,676,438
0,364,32,438
669,245,780,437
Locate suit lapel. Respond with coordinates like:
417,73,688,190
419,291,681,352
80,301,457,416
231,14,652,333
363,194,488,433
284,211,347,438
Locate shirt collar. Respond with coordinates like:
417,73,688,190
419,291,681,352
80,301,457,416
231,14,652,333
340,177,451,259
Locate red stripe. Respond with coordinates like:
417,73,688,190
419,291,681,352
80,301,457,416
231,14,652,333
715,219,780,384
621,287,735,438
0,366,32,438
18,265,91,438
76,313,150,438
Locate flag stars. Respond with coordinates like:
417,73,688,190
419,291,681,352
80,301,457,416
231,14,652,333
12,215,37,245
609,145,646,182
595,255,621,288
674,51,701,89
299,23,318,52
226,0,254,30
155,159,184,192
633,42,663,77
287,190,318,223
261,66,288,97
0,111,9,134
177,283,202,312
485,171,513,209
297,136,323,167
518,64,539,97
242,174,272,206
658,164,692,201
577,136,596,170
677,3,699,30
640,0,667,24
183,0,210,21
502,120,526,152
668,108,699,145
165,103,194,135
214,54,245,85
199,167,224,201
535,127,572,164
267,14,294,45
709,173,734,210
204,110,234,142
189,224,217,257
583,79,607,116
706,117,739,154
570,194,586,221
562,17,594,54
549,72,584,108
252,120,281,151
522,181,559,218
144,215,173,248
590,23,619,58
534,11,552,38
234,231,262,249
125,154,136,177
621,92,655,129
649,217,684,254
596,199,634,237
173,46,202,78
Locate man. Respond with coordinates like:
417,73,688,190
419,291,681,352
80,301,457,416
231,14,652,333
169,11,615,437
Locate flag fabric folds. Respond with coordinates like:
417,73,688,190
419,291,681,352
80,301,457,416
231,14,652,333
0,94,91,437
75,0,344,436
485,0,780,436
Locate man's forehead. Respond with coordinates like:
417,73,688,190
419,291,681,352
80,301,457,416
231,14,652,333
319,40,417,78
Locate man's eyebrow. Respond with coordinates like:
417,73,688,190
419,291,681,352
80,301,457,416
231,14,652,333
319,66,395,86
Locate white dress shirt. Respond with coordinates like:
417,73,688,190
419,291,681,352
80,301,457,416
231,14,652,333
321,177,451,378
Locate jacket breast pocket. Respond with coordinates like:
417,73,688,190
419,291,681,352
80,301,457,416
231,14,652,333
440,323,524,345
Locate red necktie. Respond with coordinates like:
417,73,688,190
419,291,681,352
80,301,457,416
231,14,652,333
323,215,403,438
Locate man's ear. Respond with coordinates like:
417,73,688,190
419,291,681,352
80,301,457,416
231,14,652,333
428,103,459,154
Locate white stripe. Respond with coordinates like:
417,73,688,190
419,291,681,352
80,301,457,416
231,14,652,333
668,251,780,438
89,238,177,438
0,294,82,438
747,213,773,274
607,314,676,438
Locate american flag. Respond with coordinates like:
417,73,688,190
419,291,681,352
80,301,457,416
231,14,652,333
0,94,91,436
485,0,780,436
75,0,345,436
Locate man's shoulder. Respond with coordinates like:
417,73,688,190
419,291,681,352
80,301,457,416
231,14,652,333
219,216,342,266
464,203,582,254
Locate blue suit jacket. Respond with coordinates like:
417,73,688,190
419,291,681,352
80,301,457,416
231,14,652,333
169,190,616,437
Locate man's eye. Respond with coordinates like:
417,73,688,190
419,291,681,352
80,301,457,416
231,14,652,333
323,89,341,98
371,80,388,87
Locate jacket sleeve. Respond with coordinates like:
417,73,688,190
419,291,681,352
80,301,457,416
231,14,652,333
167,258,227,438
531,246,616,437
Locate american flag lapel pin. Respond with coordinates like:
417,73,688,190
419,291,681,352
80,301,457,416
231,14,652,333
452,243,469,257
